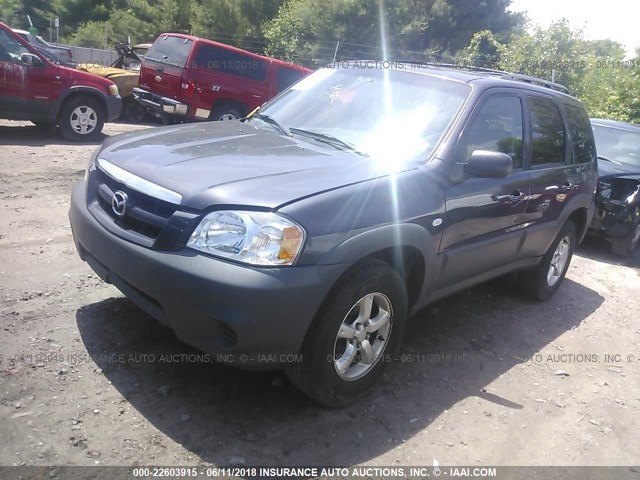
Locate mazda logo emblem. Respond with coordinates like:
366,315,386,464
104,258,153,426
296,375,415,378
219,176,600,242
111,190,128,217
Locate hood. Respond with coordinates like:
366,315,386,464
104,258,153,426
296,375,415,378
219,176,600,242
97,121,398,210
598,158,640,179
56,64,115,88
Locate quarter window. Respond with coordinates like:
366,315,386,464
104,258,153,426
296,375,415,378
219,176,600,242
462,95,524,169
528,97,566,166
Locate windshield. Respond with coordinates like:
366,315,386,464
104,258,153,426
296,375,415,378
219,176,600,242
592,123,640,168
251,66,471,166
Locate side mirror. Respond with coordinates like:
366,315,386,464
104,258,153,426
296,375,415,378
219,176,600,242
21,53,43,67
463,150,513,178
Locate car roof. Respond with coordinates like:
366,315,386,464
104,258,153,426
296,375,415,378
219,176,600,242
336,61,577,101
591,118,640,131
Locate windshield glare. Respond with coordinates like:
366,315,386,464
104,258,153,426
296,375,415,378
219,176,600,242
254,67,471,166
593,124,640,168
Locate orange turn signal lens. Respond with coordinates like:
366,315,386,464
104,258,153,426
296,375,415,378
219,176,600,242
278,226,303,261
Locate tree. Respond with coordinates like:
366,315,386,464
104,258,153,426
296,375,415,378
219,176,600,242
263,0,525,65
458,29,504,68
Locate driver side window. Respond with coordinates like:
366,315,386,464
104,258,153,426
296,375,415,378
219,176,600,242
462,95,524,169
0,30,29,63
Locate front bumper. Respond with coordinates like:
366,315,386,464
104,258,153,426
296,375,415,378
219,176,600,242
104,95,123,122
132,87,188,117
69,183,346,368
588,202,638,239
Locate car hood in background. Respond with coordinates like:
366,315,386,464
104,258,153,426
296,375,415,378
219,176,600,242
598,158,640,179
97,121,401,210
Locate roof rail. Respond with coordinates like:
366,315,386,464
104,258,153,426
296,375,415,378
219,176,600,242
414,63,572,95
499,73,571,95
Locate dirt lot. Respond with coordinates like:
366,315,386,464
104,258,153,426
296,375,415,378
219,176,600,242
1,119,639,468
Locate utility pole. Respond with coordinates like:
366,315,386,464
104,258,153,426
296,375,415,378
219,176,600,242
55,18,59,44
49,18,52,42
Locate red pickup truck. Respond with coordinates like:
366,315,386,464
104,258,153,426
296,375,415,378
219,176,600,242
0,22,122,141
133,33,312,122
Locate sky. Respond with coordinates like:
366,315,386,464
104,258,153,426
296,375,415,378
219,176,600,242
508,0,638,58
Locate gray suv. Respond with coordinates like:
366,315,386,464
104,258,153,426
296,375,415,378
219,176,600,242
69,63,597,406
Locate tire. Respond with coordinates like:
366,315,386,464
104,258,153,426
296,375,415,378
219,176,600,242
610,216,640,258
58,96,105,141
286,259,408,407
519,221,576,301
209,105,241,122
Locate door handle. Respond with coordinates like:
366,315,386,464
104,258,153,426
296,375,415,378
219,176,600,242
509,190,525,201
561,182,574,191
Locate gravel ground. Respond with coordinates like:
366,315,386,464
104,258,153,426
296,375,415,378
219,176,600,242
1,119,639,467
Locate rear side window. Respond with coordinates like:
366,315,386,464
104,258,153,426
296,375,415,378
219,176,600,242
276,67,306,92
462,94,524,169
528,97,566,166
565,105,596,164
146,36,193,68
194,44,267,81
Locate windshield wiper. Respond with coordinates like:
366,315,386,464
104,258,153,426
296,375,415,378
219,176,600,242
253,113,290,136
598,155,622,165
289,128,367,156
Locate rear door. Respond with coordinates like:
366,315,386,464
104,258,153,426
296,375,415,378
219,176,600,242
520,95,585,257
189,43,269,119
438,91,530,286
141,35,193,100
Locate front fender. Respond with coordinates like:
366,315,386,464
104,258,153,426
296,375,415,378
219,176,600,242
50,86,109,118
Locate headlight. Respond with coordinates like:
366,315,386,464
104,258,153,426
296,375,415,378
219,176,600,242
108,84,119,96
187,211,305,266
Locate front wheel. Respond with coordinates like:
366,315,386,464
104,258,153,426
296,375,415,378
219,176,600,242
58,96,105,141
519,221,576,301
286,259,408,407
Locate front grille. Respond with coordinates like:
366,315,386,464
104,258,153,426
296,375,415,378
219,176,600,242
94,168,178,240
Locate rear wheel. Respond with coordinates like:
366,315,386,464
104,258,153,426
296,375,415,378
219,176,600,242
286,259,408,407
519,221,576,301
58,96,105,141
611,216,640,257
210,105,241,122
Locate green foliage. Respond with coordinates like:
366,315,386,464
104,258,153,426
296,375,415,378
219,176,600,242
262,0,524,65
458,30,505,68
500,19,586,91
263,0,309,62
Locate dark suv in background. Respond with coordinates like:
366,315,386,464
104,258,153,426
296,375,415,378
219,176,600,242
70,63,597,406
588,119,640,256
133,33,312,122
